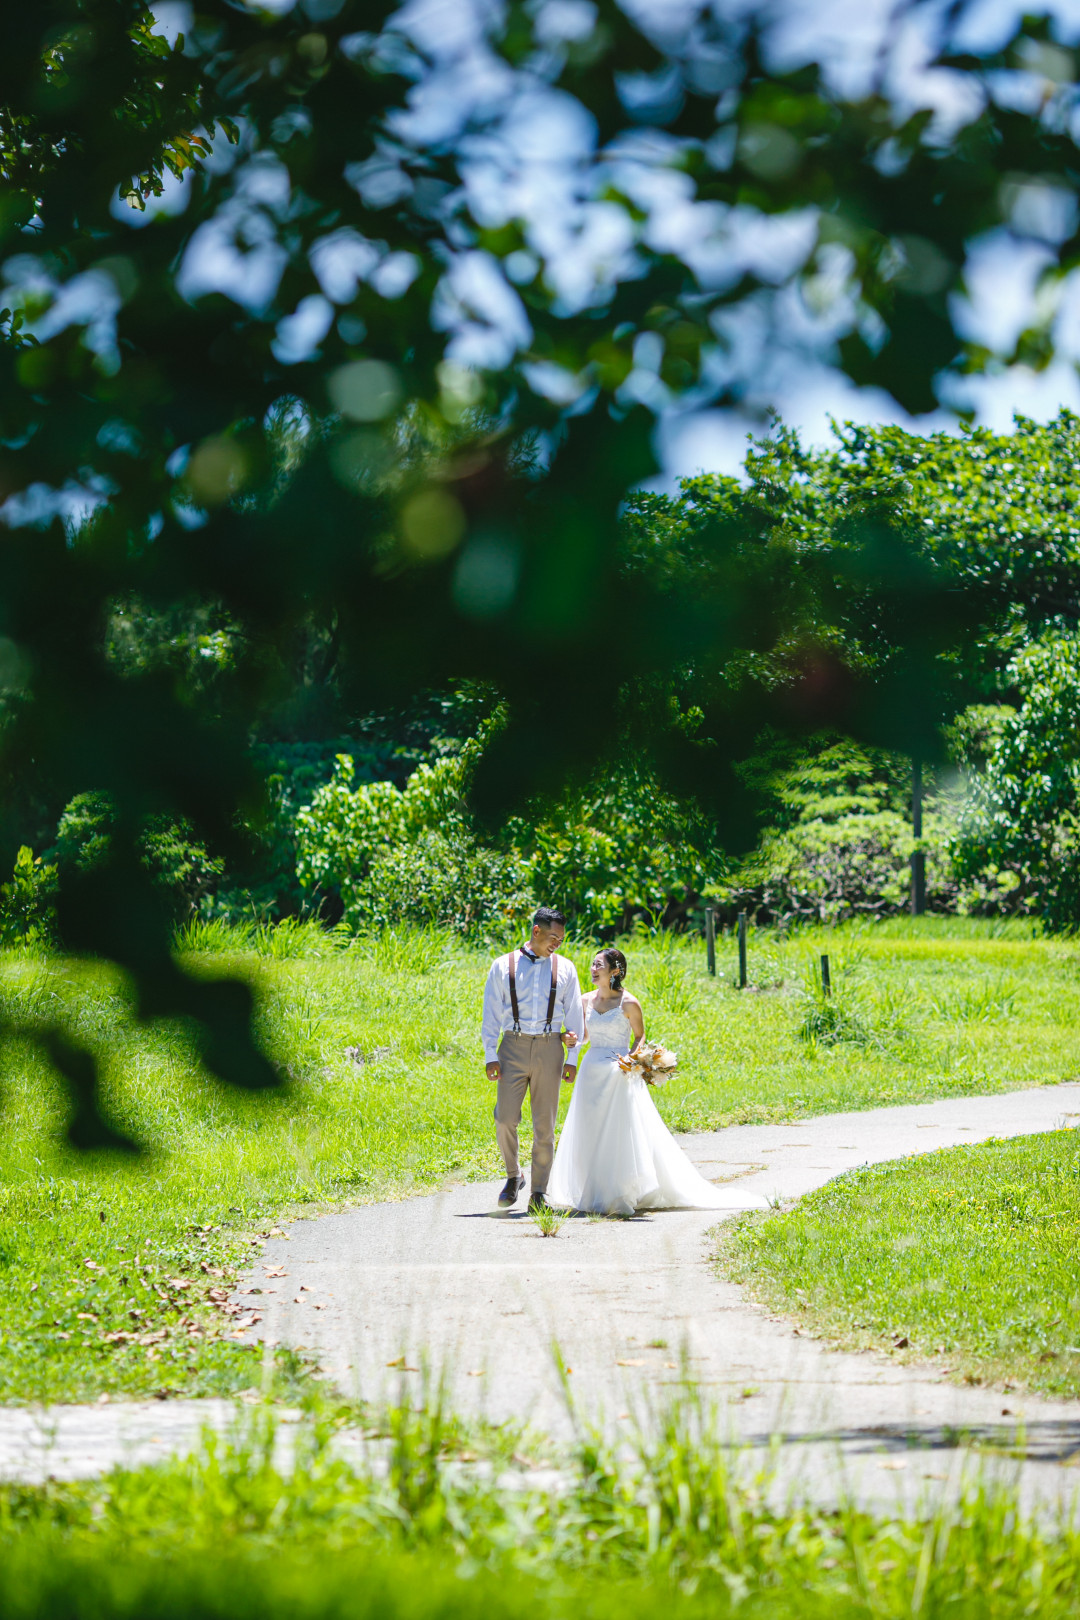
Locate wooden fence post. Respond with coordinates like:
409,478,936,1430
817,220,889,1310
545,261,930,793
705,907,716,977
737,911,747,989
820,953,831,997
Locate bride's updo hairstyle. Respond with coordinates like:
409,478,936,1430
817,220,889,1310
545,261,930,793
601,948,628,990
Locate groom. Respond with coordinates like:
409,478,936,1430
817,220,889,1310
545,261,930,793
482,906,585,1211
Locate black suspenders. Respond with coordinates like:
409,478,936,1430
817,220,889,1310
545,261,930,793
507,950,558,1035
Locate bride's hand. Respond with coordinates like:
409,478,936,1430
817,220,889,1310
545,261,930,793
562,1031,578,1048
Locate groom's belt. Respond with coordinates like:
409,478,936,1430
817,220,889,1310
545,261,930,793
507,950,558,1036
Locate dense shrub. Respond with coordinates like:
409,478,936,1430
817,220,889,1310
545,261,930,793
953,635,1080,930
722,735,961,924
360,830,534,936
293,740,531,937
0,845,56,947
510,766,724,935
215,738,391,921
295,734,724,939
52,792,224,922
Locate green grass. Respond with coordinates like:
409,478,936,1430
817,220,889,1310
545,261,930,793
2,1393,1079,1620
1,916,1078,1404
716,1128,1080,1397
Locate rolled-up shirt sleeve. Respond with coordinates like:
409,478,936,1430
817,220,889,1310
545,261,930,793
482,958,506,1063
561,962,585,1068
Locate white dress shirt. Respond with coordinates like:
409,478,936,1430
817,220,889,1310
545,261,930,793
482,948,586,1066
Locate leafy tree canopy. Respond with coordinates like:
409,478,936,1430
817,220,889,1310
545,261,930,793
2,0,1079,1138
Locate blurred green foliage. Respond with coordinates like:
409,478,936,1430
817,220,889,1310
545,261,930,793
3,1,1080,1129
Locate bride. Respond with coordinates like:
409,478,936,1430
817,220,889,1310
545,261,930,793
546,947,769,1217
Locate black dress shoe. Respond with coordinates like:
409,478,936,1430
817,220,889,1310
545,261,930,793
527,1190,547,1213
498,1174,526,1207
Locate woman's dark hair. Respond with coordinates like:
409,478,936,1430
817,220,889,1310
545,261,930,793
601,947,627,991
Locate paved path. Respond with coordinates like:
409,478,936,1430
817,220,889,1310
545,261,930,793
0,1399,241,1486
4,1083,1080,1512
241,1082,1080,1514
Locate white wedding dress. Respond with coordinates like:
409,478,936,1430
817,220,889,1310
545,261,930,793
546,999,769,1216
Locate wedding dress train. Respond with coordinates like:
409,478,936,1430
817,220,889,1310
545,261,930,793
546,1002,769,1217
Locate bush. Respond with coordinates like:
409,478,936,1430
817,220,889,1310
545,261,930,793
214,738,393,921
357,829,534,938
52,792,223,921
953,635,1080,930
293,737,531,938
0,845,56,947
724,735,958,923
294,736,724,939
512,764,724,937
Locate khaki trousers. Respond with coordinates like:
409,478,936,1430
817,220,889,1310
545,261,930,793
494,1032,564,1193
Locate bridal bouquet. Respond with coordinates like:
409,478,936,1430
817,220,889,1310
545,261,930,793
617,1041,678,1087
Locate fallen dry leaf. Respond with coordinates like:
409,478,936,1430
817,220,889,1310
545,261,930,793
299,1284,312,1292
616,1358,645,1367
167,1279,191,1291
878,1459,906,1471
313,1303,326,1310
267,1228,288,1238
83,1260,103,1271
664,1361,678,1369
102,1331,133,1344
76,1312,98,1321
466,1369,484,1377
385,1355,418,1371
264,1265,288,1278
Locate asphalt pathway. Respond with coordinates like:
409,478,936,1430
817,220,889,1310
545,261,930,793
4,1082,1080,1514
242,1081,1080,1513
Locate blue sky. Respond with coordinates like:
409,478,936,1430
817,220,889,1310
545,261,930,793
89,2,1080,490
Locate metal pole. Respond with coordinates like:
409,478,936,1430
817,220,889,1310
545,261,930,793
705,907,716,977
911,757,926,917
737,910,747,989
820,953,831,997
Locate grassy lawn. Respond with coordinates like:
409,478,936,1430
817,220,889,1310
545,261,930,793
2,1396,1077,1620
1,916,1077,1405
716,1129,1080,1397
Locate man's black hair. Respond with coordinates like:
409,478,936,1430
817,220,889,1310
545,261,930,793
532,906,566,931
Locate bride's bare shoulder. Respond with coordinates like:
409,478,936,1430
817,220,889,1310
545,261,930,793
621,991,643,1010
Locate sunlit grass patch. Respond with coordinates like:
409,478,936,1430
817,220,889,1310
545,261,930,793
716,1128,1080,1397
1,916,1078,1403
2,1394,1080,1620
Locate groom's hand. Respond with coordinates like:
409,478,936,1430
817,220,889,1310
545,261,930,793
562,1065,576,1083
485,1061,501,1081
